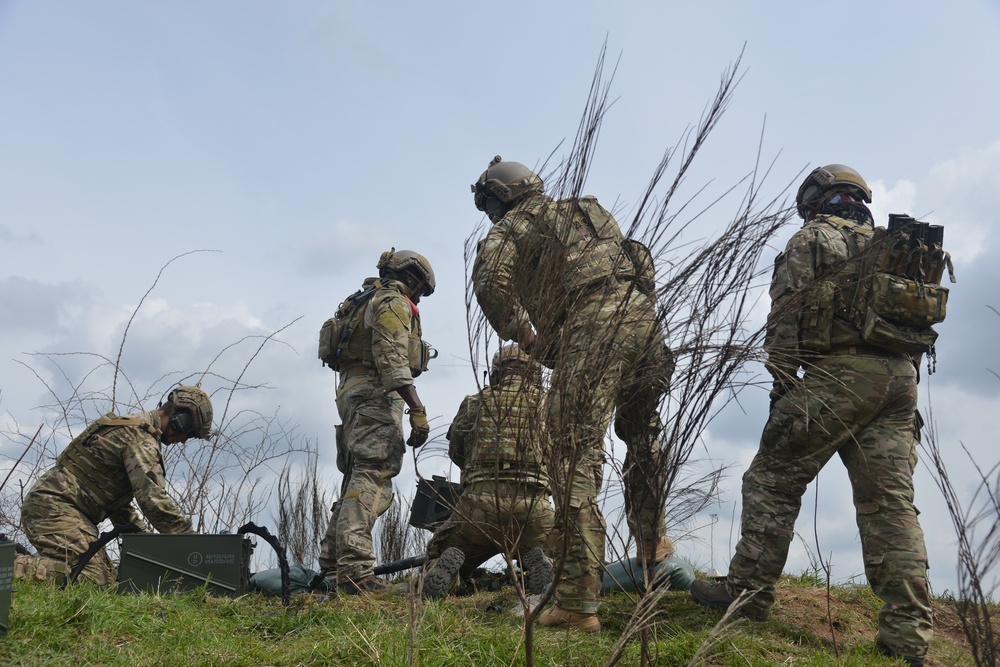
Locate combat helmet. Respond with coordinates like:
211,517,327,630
472,155,544,221
491,343,541,383
377,248,436,296
796,164,872,219
492,343,535,370
167,385,214,439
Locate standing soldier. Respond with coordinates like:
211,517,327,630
471,156,675,632
690,165,934,666
318,249,435,594
18,385,214,585
421,344,555,599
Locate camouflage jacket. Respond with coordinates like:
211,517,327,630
473,193,635,341
446,375,549,489
765,213,875,383
43,411,192,533
338,278,424,393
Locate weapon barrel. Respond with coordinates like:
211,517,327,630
373,555,427,576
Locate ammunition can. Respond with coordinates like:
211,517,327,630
0,543,14,634
117,534,253,597
408,475,463,531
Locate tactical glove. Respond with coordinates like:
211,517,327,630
407,406,429,448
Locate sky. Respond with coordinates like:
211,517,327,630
1,1,999,597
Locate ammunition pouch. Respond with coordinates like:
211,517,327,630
867,273,948,327
408,337,436,378
334,424,348,473
798,280,836,354
860,308,939,354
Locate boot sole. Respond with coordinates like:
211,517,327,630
521,547,553,595
423,547,465,599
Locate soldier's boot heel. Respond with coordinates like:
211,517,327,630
538,605,601,633
422,547,465,600
521,547,553,595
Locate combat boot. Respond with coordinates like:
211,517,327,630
520,547,553,595
422,547,465,600
876,640,925,667
338,575,392,595
690,579,769,621
538,605,601,633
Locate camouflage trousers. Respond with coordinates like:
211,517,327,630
727,353,932,657
318,381,405,584
19,484,114,585
546,285,671,613
425,480,555,581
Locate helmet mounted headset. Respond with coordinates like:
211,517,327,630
161,384,214,439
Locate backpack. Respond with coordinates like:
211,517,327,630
848,214,955,358
539,195,653,297
317,281,380,371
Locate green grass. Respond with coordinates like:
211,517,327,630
0,576,980,666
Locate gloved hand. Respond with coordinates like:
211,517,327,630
407,406,429,448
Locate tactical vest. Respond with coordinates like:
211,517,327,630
462,379,548,488
56,413,155,511
796,216,874,353
338,281,433,378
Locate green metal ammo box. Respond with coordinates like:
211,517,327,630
117,533,253,597
408,475,463,531
0,542,14,634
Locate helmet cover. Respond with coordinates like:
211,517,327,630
796,164,872,218
167,385,214,439
376,248,436,296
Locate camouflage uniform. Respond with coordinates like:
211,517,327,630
473,192,673,614
19,411,192,585
726,212,932,658
318,277,425,585
424,371,556,580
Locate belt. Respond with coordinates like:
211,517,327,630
340,364,376,379
826,345,910,359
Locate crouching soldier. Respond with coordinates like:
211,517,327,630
17,385,213,585
421,344,555,599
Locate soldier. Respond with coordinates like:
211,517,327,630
317,249,435,595
689,165,933,666
18,385,214,585
471,156,675,632
421,344,555,600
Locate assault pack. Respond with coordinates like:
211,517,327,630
540,195,656,298
849,214,955,363
317,280,381,371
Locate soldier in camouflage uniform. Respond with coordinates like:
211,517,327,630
421,344,555,599
17,385,213,585
690,165,932,666
318,249,436,595
471,157,675,632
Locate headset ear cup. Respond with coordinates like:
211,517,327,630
170,411,193,435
